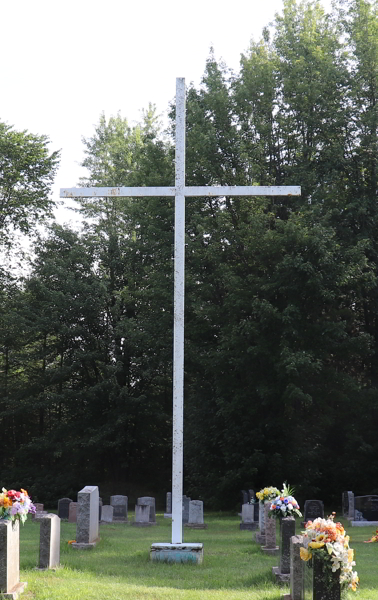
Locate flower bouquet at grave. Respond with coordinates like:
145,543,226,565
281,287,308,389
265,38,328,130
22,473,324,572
364,529,378,543
256,486,280,502
269,482,302,519
300,513,359,592
0,488,36,524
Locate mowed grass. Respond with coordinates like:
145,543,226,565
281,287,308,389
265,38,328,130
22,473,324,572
18,513,378,600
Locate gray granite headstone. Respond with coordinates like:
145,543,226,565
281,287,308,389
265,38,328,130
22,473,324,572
38,514,60,569
73,485,99,548
256,500,266,544
166,492,172,514
240,503,257,530
241,490,249,505
282,535,305,600
280,517,296,576
32,503,44,520
110,495,128,521
248,489,255,503
101,505,114,523
185,500,207,529
99,497,103,521
182,495,191,524
0,520,26,597
308,554,341,600
68,502,77,523
262,501,278,554
132,504,151,526
58,497,72,520
137,496,156,523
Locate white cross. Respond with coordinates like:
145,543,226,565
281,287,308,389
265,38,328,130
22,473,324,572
61,78,300,546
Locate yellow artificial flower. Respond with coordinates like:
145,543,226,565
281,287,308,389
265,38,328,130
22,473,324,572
316,534,326,542
300,547,312,561
344,535,350,547
309,541,325,549
348,549,354,562
3,497,12,508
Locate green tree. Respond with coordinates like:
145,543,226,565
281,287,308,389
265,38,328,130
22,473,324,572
0,122,59,246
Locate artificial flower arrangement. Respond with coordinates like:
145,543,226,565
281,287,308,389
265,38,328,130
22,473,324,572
364,529,378,543
300,513,359,592
256,486,280,502
269,483,302,519
0,488,36,525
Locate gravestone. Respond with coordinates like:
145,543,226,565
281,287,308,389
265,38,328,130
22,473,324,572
304,554,341,600
240,503,257,530
241,490,249,508
32,503,44,520
182,495,191,524
352,495,378,525
110,495,128,522
132,504,151,526
248,489,255,503
101,505,114,523
68,502,77,523
185,500,207,529
38,514,60,569
0,520,27,599
261,502,279,555
273,516,296,583
58,497,72,520
164,492,172,518
99,497,103,521
302,500,324,525
253,500,260,523
256,501,266,544
71,485,99,549
282,535,305,600
137,497,156,524
342,491,354,520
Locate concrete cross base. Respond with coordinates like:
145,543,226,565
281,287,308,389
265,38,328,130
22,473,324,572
71,539,99,550
184,523,208,529
240,523,258,530
150,543,204,564
272,566,290,584
255,533,265,544
352,520,378,527
262,545,279,555
1,582,27,599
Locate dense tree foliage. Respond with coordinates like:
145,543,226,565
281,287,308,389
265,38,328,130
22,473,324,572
2,0,378,508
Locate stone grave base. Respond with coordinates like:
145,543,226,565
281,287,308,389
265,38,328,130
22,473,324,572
112,518,128,522
351,520,378,527
255,533,265,544
272,566,290,584
240,523,258,530
164,513,172,519
184,523,208,529
281,594,291,600
132,521,157,527
71,538,99,550
1,582,27,600
261,545,279,555
150,543,203,564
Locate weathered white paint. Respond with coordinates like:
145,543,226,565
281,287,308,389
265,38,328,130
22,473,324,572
60,185,300,198
172,77,186,545
60,77,301,548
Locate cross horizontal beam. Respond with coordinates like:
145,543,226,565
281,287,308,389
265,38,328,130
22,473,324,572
60,185,301,199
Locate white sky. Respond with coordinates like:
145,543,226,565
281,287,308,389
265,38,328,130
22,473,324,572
1,0,331,228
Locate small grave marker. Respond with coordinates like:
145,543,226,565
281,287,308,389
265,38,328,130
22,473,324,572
110,495,128,522
57,498,72,520
38,514,60,570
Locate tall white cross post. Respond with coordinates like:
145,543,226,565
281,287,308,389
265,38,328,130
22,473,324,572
61,78,300,557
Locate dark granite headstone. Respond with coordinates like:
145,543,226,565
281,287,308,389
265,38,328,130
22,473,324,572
58,497,73,520
354,495,378,521
241,490,249,505
304,554,341,600
303,500,324,523
248,489,255,503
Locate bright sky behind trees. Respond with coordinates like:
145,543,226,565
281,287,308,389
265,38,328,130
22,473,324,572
2,0,330,225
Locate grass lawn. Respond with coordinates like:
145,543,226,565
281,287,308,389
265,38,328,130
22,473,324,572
18,513,377,600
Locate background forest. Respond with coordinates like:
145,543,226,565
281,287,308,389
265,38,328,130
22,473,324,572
1,0,378,509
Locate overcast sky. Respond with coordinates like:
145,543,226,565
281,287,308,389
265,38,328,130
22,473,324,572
2,0,331,227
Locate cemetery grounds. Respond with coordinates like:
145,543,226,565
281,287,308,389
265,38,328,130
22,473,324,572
20,512,377,600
